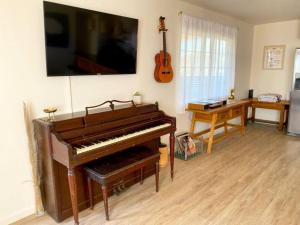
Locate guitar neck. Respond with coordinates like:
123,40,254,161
163,31,167,66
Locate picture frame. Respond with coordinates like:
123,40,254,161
263,45,285,70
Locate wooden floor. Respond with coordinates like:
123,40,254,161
13,124,300,225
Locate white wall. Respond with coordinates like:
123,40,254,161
250,20,300,121
0,0,253,224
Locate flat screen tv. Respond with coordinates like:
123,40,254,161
43,1,138,76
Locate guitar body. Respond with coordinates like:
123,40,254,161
154,51,174,83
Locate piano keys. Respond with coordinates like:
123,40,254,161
34,101,176,224
75,123,171,155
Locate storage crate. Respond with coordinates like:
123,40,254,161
175,132,204,160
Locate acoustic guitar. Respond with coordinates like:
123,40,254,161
154,16,174,83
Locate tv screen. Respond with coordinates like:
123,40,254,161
43,1,138,76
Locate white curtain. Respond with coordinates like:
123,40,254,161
177,15,237,112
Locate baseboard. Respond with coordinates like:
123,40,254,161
1,206,35,225
254,119,279,125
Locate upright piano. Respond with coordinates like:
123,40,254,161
34,101,176,224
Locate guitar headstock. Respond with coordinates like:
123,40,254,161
159,16,168,32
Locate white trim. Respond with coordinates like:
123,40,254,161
1,206,35,225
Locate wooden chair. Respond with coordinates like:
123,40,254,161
84,146,160,220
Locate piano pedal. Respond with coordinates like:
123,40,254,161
120,183,128,193
113,181,127,195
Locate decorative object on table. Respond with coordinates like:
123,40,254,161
43,107,57,121
258,93,282,102
175,132,203,160
159,143,168,168
263,45,285,70
187,99,227,111
228,89,235,100
154,16,174,83
132,92,142,104
248,89,254,99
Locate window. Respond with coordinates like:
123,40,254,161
177,15,237,112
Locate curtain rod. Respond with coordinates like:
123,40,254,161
177,11,239,31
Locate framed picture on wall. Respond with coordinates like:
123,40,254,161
263,45,286,70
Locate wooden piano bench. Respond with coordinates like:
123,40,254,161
84,146,160,221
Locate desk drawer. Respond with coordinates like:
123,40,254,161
217,111,229,122
251,102,283,110
230,107,242,118
195,113,212,121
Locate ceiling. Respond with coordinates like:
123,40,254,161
183,0,300,24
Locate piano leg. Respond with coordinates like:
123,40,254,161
101,185,109,221
140,167,144,185
155,161,159,192
87,176,94,210
170,132,175,180
68,168,79,225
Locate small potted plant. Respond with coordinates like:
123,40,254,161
133,91,142,104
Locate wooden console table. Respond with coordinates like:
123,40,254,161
186,100,248,154
244,98,289,131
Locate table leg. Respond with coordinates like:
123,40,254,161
241,106,246,135
169,132,175,180
251,107,256,123
190,113,196,134
244,104,249,126
207,114,217,154
279,108,285,131
68,168,79,225
224,121,228,135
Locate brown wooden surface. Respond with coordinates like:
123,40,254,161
187,100,227,111
34,120,159,222
249,98,289,106
85,147,160,221
67,169,79,225
186,100,249,115
101,185,109,221
33,103,176,224
244,98,289,131
186,100,248,154
84,147,160,184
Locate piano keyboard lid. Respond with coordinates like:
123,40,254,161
50,103,160,133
